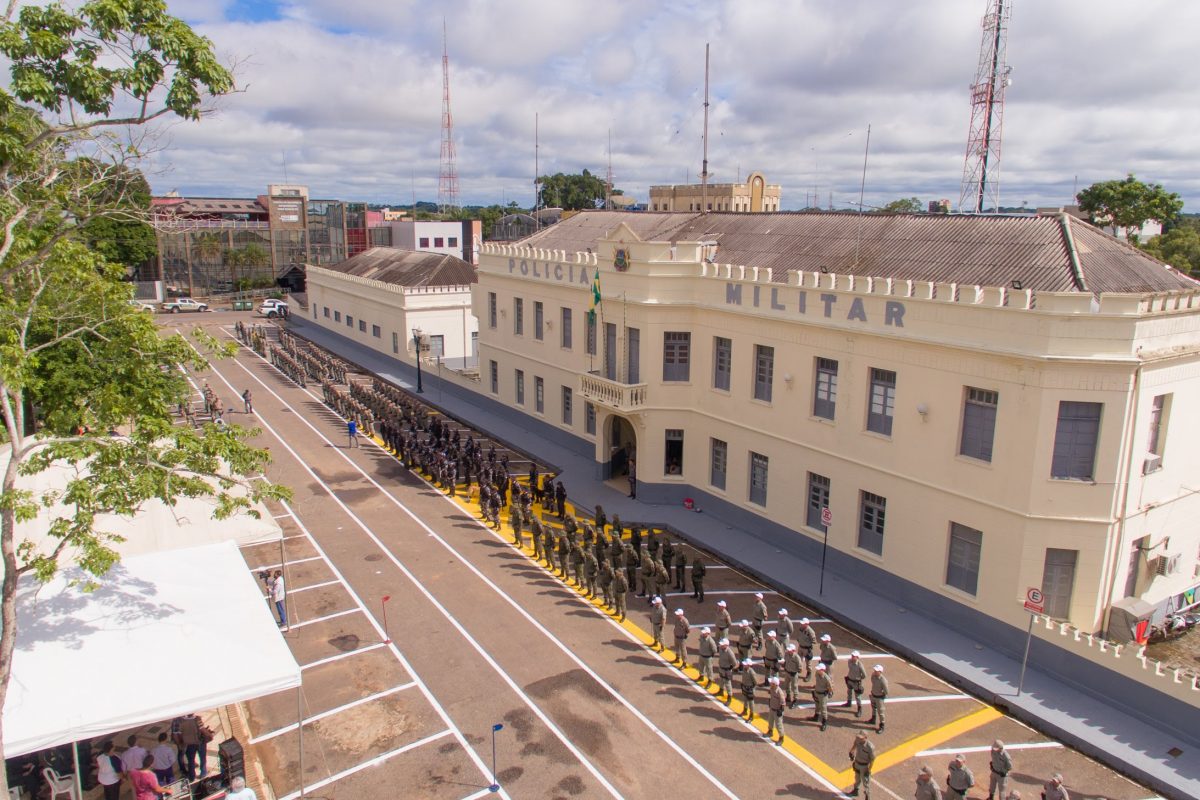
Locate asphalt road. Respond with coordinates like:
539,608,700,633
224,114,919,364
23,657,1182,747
167,313,1160,800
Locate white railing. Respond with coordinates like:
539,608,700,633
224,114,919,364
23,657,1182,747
579,373,647,411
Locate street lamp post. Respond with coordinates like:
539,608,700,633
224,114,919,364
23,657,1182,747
412,327,424,394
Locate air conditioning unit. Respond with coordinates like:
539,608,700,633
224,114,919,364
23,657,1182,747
1143,452,1163,475
1156,553,1181,577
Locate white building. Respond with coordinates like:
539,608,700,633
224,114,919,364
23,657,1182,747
306,247,478,365
381,220,473,261
471,210,1200,640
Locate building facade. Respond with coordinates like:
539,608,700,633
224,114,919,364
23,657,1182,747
472,210,1200,640
306,247,478,365
649,171,781,212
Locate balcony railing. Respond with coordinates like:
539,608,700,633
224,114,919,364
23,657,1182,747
580,372,647,412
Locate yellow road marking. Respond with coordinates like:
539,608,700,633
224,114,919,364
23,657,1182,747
831,705,1003,787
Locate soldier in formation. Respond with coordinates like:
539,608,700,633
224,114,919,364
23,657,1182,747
914,766,942,800
867,664,888,732
843,650,867,716
752,592,768,649
649,597,667,649
811,663,833,732
672,608,691,666
765,677,786,745
988,740,1013,800
715,599,731,644
696,627,717,684
716,639,737,702
946,755,975,799
849,731,876,798
740,659,760,720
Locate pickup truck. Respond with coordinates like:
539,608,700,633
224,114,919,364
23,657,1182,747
161,297,209,313
258,299,289,318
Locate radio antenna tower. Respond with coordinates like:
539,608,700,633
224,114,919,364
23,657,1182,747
438,20,460,216
700,42,711,213
605,128,614,210
958,0,1012,214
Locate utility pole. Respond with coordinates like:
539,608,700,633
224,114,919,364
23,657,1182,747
700,42,710,213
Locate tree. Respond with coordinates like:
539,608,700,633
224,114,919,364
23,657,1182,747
1138,217,1200,275
77,163,157,273
0,2,289,788
1077,174,1183,244
536,169,611,211
880,197,922,214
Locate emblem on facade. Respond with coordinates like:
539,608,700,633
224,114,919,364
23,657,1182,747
613,247,630,272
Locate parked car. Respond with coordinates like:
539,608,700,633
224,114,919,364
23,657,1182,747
258,299,289,318
129,299,157,313
161,297,209,313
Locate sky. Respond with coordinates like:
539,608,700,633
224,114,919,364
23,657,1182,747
136,0,1200,212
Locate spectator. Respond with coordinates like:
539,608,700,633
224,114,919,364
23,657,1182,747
227,775,258,799
271,569,288,627
242,389,253,414
95,739,123,800
122,733,148,774
347,417,359,448
130,754,171,799
174,712,209,780
151,731,176,785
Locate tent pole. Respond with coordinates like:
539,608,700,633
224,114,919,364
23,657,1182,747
297,686,305,798
72,741,83,799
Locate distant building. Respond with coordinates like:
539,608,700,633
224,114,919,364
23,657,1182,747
306,247,478,365
367,219,482,265
649,171,781,213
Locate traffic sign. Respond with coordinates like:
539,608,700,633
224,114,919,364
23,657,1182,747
1023,587,1044,614
821,506,833,527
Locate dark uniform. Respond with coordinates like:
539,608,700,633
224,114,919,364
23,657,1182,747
690,558,706,601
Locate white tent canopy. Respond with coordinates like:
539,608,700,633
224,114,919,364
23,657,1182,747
4,541,301,757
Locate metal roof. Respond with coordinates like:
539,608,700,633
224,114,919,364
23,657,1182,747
516,211,1197,294
328,247,476,288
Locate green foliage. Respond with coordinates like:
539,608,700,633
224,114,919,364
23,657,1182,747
1138,217,1200,275
880,197,922,214
537,169,611,211
78,163,157,271
1077,174,1183,243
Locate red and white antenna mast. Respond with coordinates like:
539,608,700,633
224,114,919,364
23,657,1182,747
958,0,1012,214
438,20,460,216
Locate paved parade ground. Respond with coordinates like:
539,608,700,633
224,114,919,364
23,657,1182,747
170,313,1161,800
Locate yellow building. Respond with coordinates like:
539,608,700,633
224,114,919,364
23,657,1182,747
472,210,1200,640
649,171,781,212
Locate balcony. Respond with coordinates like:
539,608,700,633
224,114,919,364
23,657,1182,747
579,372,647,413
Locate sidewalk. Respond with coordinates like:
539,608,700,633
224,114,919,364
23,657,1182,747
287,318,1198,799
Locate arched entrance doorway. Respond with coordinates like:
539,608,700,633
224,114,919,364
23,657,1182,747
605,415,637,481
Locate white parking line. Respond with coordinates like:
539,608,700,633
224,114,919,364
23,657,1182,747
285,607,360,630
302,642,388,671
917,740,1064,757
289,579,342,594
789,693,971,711
247,555,323,571
459,788,498,800
277,729,455,800
662,590,777,597
250,682,417,744
226,349,728,798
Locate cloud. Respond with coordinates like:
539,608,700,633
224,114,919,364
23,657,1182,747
126,0,1200,211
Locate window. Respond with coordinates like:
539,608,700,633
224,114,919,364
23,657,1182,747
313,305,317,319
585,402,596,435
346,315,354,328
561,308,572,349
428,335,444,358
489,360,498,394
626,327,640,383
749,452,769,506
710,438,727,490
663,332,691,381
960,387,998,462
448,237,458,247
1147,393,1170,461
857,491,886,555
535,377,544,413
514,298,524,335
753,344,774,402
323,306,330,318
487,292,497,328
807,473,830,531
358,319,366,332
372,324,381,338
1051,401,1102,480
434,237,444,247
534,301,544,340
334,310,341,322
813,357,838,420
392,332,399,354
946,523,982,595
419,237,430,248
713,336,732,391
515,370,525,405
562,387,573,425
867,368,896,435
664,429,684,474
586,314,597,355
1042,548,1078,619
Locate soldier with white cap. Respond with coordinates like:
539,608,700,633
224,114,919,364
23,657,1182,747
763,630,784,679
766,676,786,744
783,642,803,708
696,627,717,683
849,731,876,798
843,650,867,716
752,592,768,649
672,608,691,666
915,766,942,800
649,596,666,649
987,740,1013,800
811,663,833,731
946,754,975,799
736,619,755,662
1041,774,1069,800
715,599,732,643
819,633,838,676
740,658,760,719
717,639,738,701
777,607,794,650
868,664,888,732
796,617,817,679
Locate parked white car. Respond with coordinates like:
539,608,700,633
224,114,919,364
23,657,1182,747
258,299,289,318
161,297,208,313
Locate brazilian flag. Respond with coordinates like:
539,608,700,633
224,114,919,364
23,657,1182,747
588,268,601,321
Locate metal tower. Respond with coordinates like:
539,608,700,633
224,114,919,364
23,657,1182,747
437,21,459,216
958,0,1012,214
